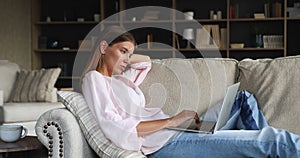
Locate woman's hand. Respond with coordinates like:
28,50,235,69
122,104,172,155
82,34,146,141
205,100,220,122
136,110,199,137
168,110,200,128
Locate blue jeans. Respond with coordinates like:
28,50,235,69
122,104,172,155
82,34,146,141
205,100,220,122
148,90,300,157
148,127,300,158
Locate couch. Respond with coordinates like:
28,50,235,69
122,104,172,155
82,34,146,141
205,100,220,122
0,60,64,136
35,56,300,157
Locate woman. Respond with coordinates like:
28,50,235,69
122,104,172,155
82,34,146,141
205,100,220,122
81,26,300,157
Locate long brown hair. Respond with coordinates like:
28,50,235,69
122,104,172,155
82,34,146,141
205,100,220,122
81,25,135,80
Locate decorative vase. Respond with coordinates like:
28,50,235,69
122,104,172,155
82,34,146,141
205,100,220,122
255,34,263,48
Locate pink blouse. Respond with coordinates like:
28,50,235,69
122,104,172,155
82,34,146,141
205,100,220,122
82,62,176,155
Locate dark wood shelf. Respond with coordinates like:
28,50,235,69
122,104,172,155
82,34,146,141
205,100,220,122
123,20,173,24
287,17,300,20
174,19,227,23
34,49,78,53
58,76,80,80
229,17,284,22
34,49,92,53
31,0,300,88
102,21,120,24
35,21,99,25
178,48,227,51
229,48,284,51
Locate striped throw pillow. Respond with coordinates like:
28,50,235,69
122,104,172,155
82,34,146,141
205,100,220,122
57,91,145,158
11,68,61,102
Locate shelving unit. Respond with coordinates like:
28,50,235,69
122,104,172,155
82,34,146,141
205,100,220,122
31,0,300,88
31,0,101,88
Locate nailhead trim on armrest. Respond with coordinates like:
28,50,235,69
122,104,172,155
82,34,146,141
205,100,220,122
43,121,64,158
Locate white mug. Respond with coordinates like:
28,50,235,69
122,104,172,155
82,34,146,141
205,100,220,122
94,14,100,22
0,125,28,142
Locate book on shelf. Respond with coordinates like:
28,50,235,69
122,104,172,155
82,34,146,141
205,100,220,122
211,25,220,48
195,25,211,49
142,10,160,21
274,2,282,17
263,35,283,48
147,33,153,49
58,87,74,91
264,3,270,18
229,4,239,18
254,13,265,19
220,28,227,49
264,2,282,18
287,4,300,17
175,35,180,49
195,25,222,49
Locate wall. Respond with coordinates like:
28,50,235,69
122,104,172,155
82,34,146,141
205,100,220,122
0,0,31,69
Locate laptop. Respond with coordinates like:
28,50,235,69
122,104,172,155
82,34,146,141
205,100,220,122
166,82,240,134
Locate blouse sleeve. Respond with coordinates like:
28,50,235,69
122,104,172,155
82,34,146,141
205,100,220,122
82,71,143,151
123,61,151,86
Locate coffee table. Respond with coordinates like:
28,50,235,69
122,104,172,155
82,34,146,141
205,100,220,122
0,136,45,158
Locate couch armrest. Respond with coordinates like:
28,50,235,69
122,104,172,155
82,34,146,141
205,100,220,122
35,108,98,158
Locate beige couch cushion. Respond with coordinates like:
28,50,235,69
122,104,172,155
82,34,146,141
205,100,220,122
0,60,20,102
11,68,61,102
140,58,238,118
1,102,64,123
238,55,300,134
